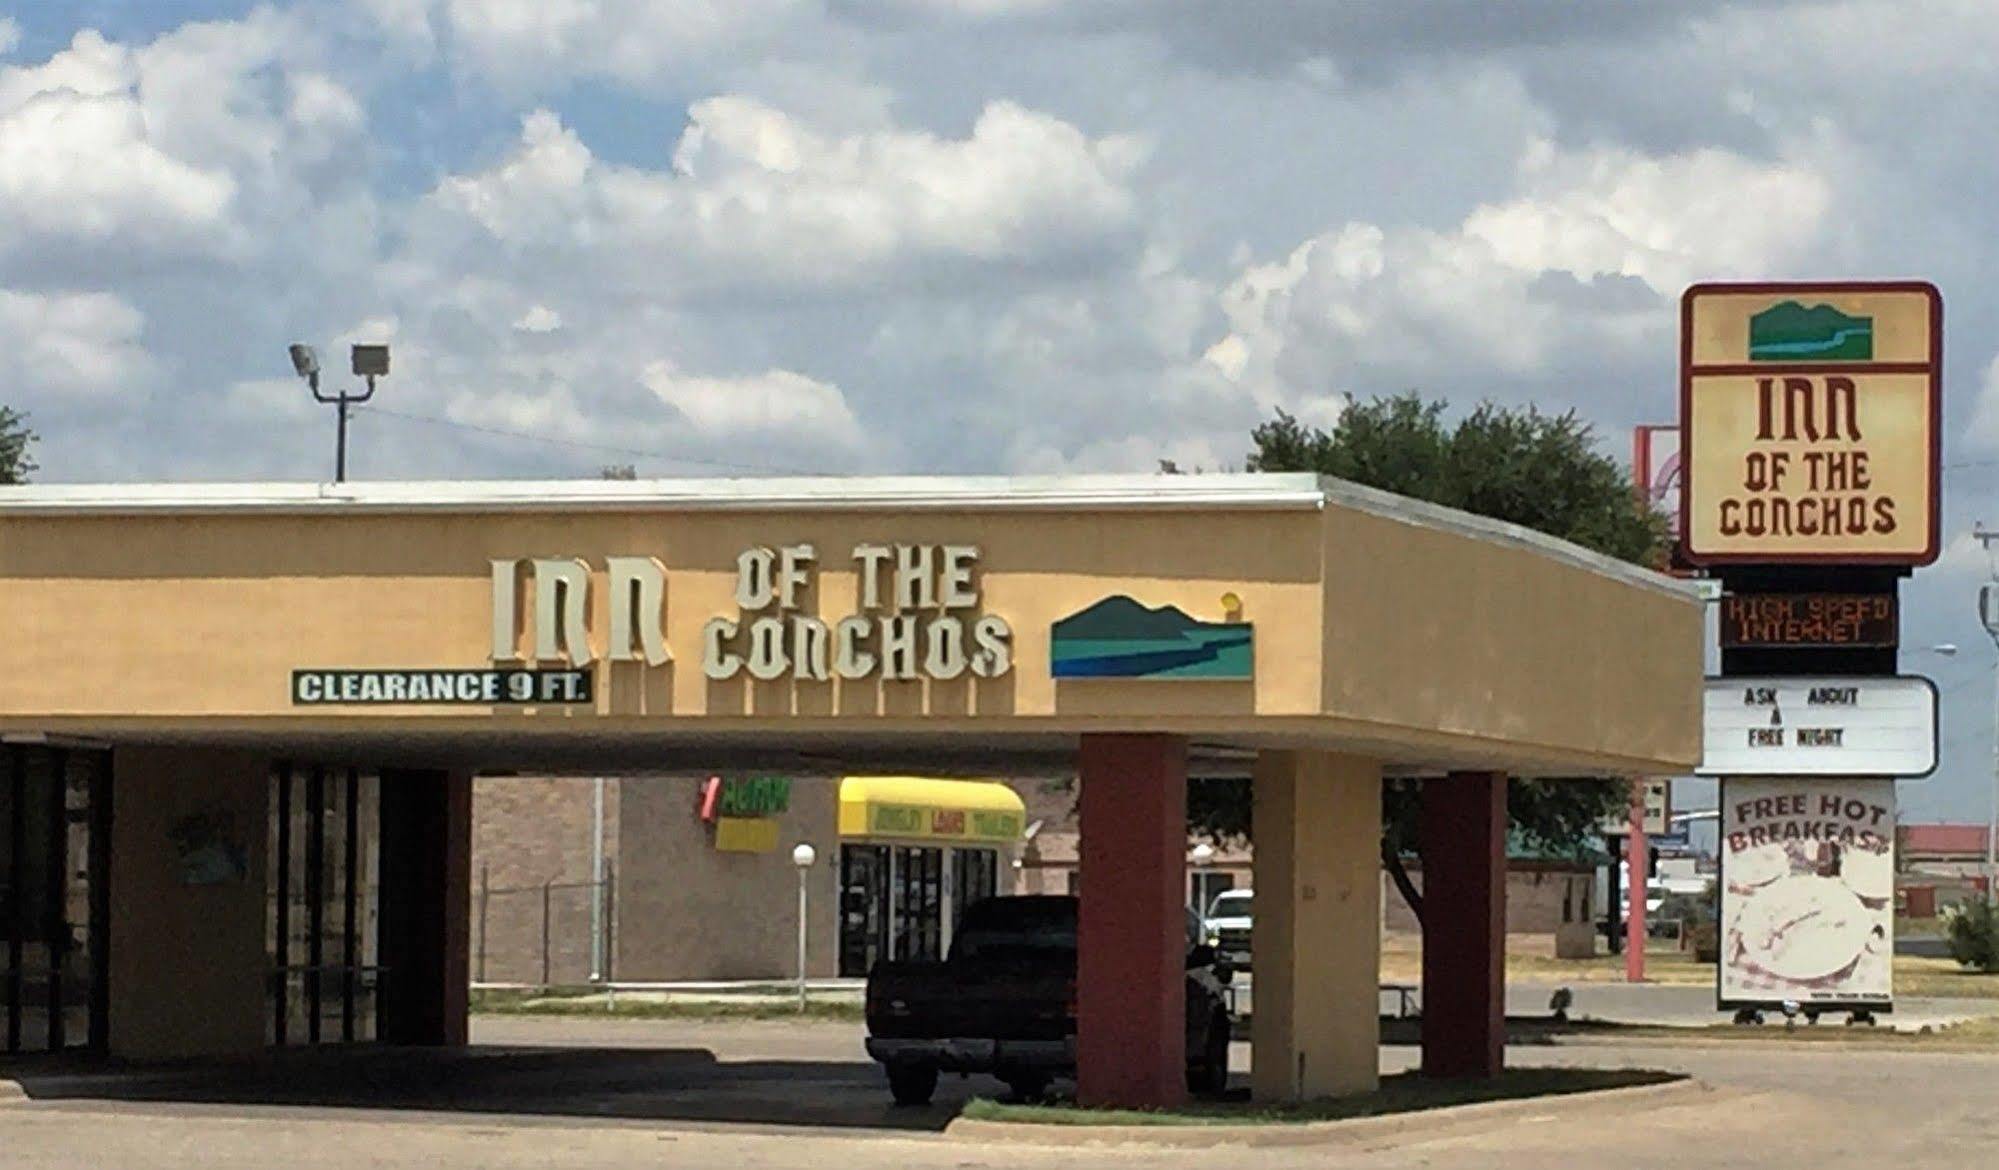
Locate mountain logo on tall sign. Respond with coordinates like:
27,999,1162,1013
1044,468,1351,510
1050,595,1253,680
1749,301,1874,361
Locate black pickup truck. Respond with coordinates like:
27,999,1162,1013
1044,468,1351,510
863,894,1234,1104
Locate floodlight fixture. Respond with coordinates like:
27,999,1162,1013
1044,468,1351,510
287,341,389,482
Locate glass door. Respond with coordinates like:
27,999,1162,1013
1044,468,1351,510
891,846,943,961
837,844,891,977
949,847,999,931
2,745,109,1057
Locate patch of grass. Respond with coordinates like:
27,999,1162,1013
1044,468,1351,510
960,1067,1682,1127
470,989,863,1022
1378,945,1999,997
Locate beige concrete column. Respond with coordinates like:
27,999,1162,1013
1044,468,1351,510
108,746,272,1061
1251,750,1382,1100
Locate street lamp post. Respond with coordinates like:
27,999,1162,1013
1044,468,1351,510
792,843,817,1012
1978,574,1999,905
1190,841,1215,914
288,343,389,483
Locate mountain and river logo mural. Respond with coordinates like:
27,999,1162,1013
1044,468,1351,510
1050,596,1254,680
1748,301,1873,361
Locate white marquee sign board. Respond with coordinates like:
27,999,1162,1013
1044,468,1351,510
1698,675,1937,778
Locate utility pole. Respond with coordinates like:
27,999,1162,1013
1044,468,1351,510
1974,525,1999,905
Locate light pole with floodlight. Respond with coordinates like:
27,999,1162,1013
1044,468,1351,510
289,343,388,483
792,843,817,1011
1977,574,1999,906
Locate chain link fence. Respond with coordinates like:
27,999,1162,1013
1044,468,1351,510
471,862,615,988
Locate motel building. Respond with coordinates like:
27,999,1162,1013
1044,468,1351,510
0,472,1700,1108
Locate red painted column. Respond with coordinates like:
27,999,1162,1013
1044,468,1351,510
1077,733,1188,1109
1625,783,1648,984
1420,771,1505,1078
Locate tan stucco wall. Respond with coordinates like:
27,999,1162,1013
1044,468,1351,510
0,507,1324,723
1319,504,1702,773
107,746,270,1060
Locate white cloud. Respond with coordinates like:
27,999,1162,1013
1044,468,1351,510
354,0,436,57
513,305,563,334
1205,140,1829,407
418,99,1142,299
1464,139,1828,293
286,73,367,136
1965,354,1999,451
0,18,19,57
399,0,811,90
642,362,864,450
0,86,238,247
0,15,375,268
0,288,151,406
0,32,238,252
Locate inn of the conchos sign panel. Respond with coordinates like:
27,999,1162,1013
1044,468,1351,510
1680,282,1941,566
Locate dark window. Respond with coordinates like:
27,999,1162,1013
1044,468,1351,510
268,765,379,1046
3,746,108,1056
952,896,1077,961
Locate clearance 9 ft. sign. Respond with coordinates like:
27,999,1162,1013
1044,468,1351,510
1680,282,1940,565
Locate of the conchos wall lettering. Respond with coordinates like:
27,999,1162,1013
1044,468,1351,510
481,545,1013,684
1680,282,1940,565
699,544,1012,682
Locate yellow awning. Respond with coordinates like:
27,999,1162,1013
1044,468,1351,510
838,776,1026,844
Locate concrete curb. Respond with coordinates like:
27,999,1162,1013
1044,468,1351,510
942,1078,1712,1150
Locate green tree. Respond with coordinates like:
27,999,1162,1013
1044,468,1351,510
1944,900,1999,973
1197,393,1667,925
0,406,35,484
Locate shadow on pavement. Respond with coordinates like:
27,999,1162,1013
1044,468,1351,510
0,1044,966,1132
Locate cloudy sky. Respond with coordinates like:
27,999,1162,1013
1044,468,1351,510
4,1,1998,822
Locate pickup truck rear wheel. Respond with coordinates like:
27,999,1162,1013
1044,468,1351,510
887,1063,939,1106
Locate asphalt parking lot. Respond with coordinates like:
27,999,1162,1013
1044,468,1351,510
5,1015,1999,1169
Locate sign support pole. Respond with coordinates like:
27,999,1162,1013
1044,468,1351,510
1625,785,1647,983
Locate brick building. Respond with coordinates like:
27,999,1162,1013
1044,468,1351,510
1896,823,1993,918
473,774,1610,985
470,777,621,986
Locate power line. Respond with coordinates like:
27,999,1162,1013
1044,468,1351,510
353,404,829,477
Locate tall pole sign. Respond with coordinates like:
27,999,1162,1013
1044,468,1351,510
1681,280,1941,1025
